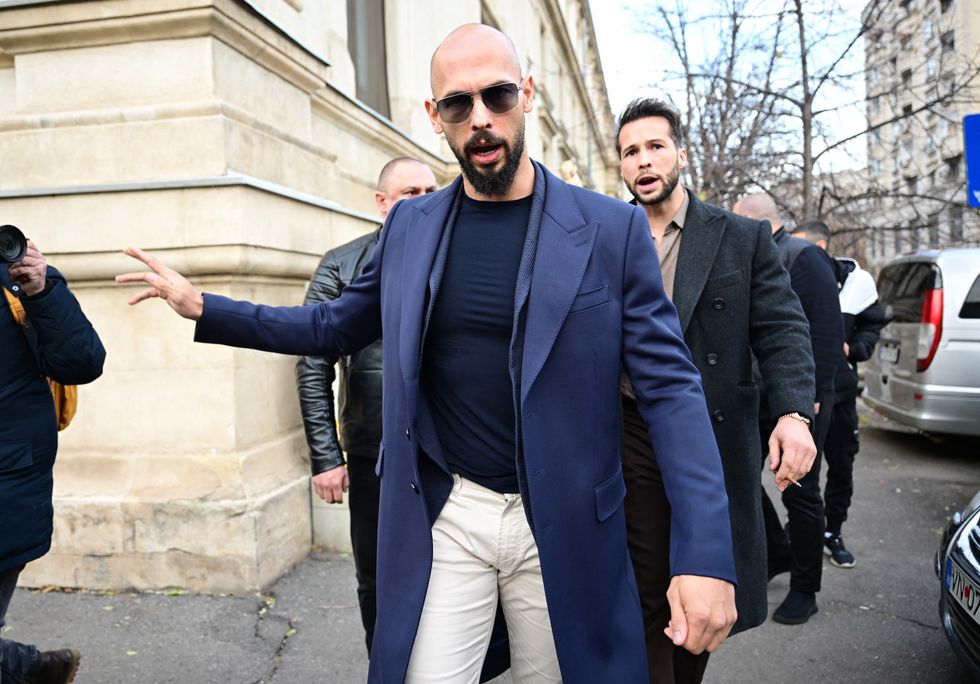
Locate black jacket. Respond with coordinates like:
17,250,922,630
771,228,845,401
296,230,383,474
667,194,816,633
833,258,888,402
1,265,105,573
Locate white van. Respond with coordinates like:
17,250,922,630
863,247,980,437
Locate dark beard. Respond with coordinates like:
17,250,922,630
449,128,525,197
630,162,680,206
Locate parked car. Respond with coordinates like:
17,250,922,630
937,489,980,679
863,247,980,437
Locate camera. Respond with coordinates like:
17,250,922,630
0,225,28,264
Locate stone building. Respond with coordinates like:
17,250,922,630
0,0,618,592
862,0,980,265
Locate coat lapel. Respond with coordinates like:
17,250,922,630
398,178,462,395
672,192,726,333
520,167,596,401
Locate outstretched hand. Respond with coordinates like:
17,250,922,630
115,247,204,320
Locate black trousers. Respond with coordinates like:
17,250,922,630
622,397,711,684
823,397,859,535
347,453,381,654
761,391,834,595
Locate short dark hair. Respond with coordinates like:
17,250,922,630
792,219,832,246
616,98,684,154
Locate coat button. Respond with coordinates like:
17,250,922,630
713,298,725,310
706,353,719,366
410,482,419,493
405,429,411,441
713,410,725,423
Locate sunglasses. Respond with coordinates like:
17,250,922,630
433,81,523,124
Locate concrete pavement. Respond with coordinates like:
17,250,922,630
4,408,978,683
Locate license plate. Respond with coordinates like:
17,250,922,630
946,558,980,626
879,344,900,364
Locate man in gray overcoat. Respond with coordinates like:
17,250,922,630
616,98,818,684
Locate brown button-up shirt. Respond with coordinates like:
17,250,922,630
653,188,690,301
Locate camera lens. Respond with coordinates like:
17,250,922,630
0,225,28,264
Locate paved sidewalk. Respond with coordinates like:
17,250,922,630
4,551,369,683
5,550,516,683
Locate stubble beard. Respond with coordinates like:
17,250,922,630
630,161,681,206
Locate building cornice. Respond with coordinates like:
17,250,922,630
0,0,329,93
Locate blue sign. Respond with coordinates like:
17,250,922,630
965,114,980,208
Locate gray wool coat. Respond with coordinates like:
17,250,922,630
670,192,815,634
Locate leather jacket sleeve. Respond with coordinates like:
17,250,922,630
296,255,345,475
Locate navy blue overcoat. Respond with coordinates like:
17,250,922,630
196,164,736,683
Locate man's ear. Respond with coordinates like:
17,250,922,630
678,147,688,170
425,99,444,134
522,74,535,113
374,191,387,216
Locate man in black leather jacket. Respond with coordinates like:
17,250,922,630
296,158,437,652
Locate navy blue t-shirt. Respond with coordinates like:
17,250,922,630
421,193,532,493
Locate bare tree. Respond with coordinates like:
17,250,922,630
637,0,980,262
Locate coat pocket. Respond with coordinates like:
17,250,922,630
0,440,34,473
569,284,609,314
594,464,627,522
706,269,744,290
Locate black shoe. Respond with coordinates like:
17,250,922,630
772,590,818,625
824,534,856,568
25,649,81,684
767,549,792,581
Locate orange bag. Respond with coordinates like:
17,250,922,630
3,287,78,430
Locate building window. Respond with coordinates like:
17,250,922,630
899,0,914,11
927,54,938,77
949,205,964,241
901,68,912,89
946,154,962,179
940,0,954,14
905,176,918,195
928,215,939,245
347,0,390,118
941,30,955,54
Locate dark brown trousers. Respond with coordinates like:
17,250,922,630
622,397,711,684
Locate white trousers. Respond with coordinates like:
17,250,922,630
405,475,562,683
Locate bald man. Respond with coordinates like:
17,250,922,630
296,157,437,653
118,24,736,683
733,194,844,625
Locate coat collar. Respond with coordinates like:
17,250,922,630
671,191,727,333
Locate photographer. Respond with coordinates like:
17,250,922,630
1,228,105,684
